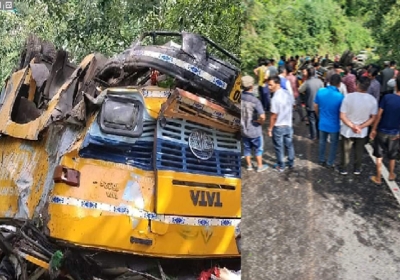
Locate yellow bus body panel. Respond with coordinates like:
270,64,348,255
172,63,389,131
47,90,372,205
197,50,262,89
47,155,240,257
155,170,241,218
0,137,50,219
228,73,241,103
47,207,239,257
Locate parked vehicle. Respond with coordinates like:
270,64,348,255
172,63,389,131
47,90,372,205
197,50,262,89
0,32,241,280
356,50,368,62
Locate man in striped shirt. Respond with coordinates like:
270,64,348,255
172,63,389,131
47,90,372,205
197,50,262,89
342,67,357,94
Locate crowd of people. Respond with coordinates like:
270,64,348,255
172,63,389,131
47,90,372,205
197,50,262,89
241,54,400,185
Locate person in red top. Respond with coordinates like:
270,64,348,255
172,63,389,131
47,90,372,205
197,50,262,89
342,67,357,93
362,64,372,77
286,64,305,122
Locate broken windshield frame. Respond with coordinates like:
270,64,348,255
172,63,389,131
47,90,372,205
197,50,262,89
138,31,241,65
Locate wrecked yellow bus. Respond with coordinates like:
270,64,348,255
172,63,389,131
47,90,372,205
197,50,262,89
0,32,241,280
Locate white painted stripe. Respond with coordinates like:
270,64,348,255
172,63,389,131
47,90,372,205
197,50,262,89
49,196,240,227
141,89,172,98
132,50,227,90
365,143,400,205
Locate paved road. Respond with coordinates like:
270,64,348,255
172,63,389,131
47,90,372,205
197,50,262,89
241,114,400,280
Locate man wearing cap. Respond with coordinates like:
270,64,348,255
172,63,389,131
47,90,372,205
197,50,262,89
241,75,269,172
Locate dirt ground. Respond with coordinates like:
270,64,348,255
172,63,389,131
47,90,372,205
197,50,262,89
241,112,400,280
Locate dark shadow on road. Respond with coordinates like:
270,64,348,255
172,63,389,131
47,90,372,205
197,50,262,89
307,137,400,229
243,116,400,229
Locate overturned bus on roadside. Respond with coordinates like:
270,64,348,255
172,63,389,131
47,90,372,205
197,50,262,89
0,32,241,280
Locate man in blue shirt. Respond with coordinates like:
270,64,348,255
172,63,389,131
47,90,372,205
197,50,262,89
278,56,285,67
369,76,400,184
314,74,344,168
241,75,269,172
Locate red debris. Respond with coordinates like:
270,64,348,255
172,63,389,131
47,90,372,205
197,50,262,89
150,70,159,85
198,267,220,280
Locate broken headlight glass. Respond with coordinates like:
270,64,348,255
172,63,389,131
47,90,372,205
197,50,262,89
99,95,144,137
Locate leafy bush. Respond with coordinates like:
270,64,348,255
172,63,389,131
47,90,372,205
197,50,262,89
0,0,241,84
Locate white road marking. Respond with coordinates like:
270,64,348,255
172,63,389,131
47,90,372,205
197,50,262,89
365,143,400,205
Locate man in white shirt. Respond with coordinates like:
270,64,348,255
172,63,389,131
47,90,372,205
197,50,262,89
339,76,378,175
337,82,348,95
267,75,296,172
325,78,348,95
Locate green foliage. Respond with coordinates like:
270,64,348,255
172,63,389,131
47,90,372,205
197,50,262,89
365,0,400,63
332,0,400,64
143,0,242,59
241,0,400,72
0,11,24,83
0,0,241,84
241,0,374,73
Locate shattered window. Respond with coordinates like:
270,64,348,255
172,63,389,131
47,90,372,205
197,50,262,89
103,100,139,128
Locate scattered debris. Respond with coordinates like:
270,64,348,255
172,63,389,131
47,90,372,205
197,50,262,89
197,267,241,280
217,268,241,280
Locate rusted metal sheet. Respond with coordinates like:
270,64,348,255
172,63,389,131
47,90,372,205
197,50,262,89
65,53,108,125
159,88,240,133
43,50,74,100
0,54,95,140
